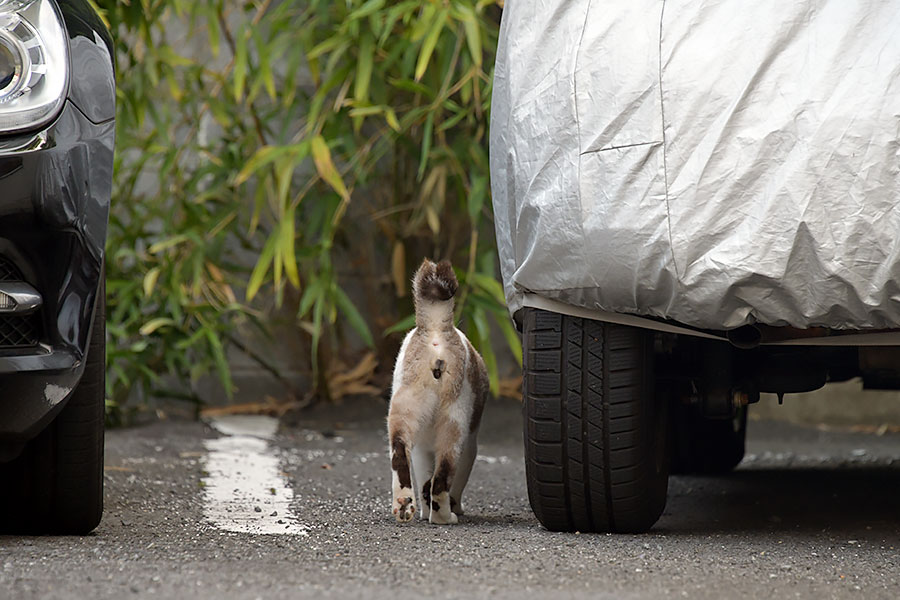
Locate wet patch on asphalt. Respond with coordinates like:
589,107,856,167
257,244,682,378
202,415,309,535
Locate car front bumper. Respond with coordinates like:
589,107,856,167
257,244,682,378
0,100,113,442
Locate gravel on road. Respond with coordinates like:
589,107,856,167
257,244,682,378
1,396,898,599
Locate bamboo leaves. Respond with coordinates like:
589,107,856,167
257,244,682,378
310,135,350,202
354,33,375,106
415,9,448,81
100,0,512,418
455,3,482,67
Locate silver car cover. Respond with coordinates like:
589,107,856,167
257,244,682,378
490,0,900,331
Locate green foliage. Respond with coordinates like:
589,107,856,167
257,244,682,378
94,0,516,417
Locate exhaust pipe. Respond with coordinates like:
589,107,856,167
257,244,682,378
727,324,762,349
727,324,832,348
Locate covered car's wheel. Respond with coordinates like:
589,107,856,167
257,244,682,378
0,276,105,534
522,308,668,533
670,404,747,475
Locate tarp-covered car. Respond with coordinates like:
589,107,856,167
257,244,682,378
0,0,113,534
491,0,900,532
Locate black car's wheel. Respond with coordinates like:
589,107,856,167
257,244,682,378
522,308,668,533
0,277,105,534
670,404,747,475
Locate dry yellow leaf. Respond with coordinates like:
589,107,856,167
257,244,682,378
497,376,523,401
392,241,407,297
327,352,380,401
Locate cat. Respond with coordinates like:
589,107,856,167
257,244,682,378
387,259,489,524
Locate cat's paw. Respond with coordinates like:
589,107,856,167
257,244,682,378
429,510,458,525
450,497,464,516
393,496,415,523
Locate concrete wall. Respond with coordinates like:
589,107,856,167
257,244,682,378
149,10,900,428
752,379,900,426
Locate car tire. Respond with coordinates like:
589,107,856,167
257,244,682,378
0,276,105,534
522,308,668,533
670,404,747,475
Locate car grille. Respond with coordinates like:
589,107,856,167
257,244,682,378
0,256,40,349
0,257,21,281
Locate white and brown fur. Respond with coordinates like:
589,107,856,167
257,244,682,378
388,259,489,524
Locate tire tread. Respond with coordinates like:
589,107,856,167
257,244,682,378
523,307,668,533
0,275,105,534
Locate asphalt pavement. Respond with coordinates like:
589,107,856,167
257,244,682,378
1,396,898,599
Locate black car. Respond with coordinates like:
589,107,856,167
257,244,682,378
0,0,113,534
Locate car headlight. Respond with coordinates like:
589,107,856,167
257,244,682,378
0,0,67,133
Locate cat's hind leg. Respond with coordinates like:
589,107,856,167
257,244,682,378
449,433,477,516
411,445,434,521
388,397,417,523
429,416,464,525
428,456,458,525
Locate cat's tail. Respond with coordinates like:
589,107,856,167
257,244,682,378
413,258,458,305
